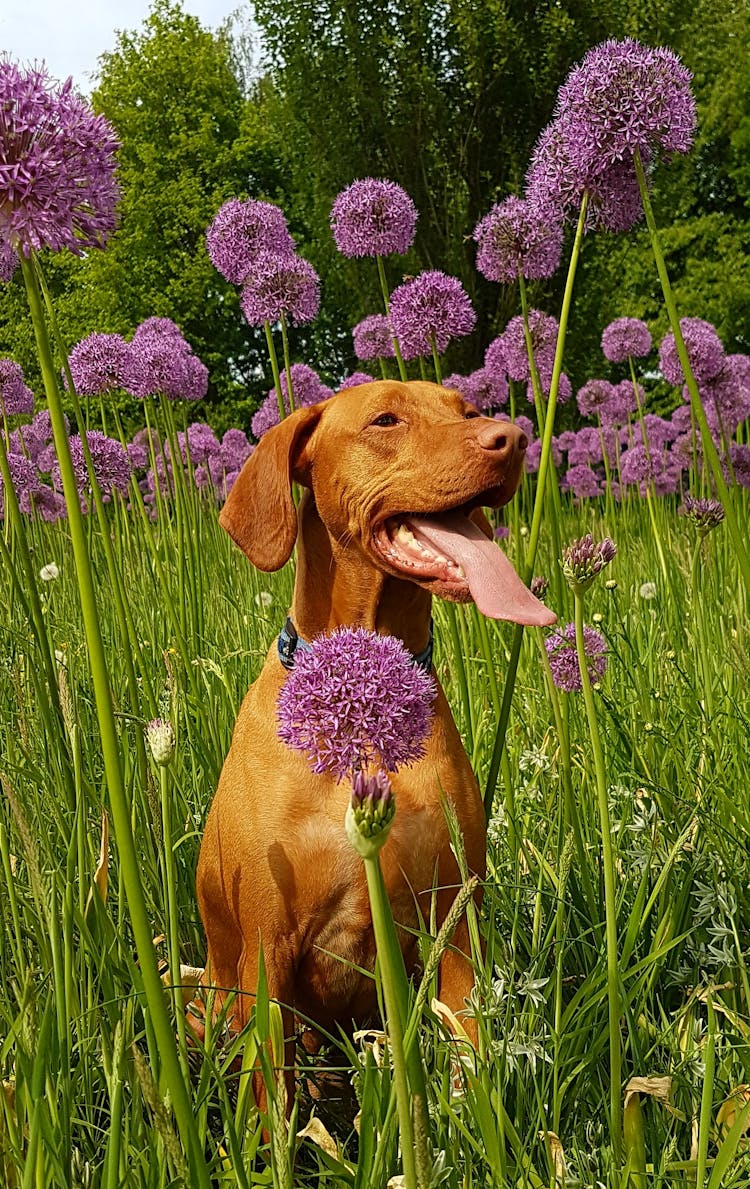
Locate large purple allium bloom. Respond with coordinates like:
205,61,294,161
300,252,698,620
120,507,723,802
461,367,509,412
389,271,476,359
577,379,617,420
67,333,130,395
561,463,603,499
546,622,608,692
473,195,563,283
352,314,395,360
0,358,34,415
0,58,120,255
659,318,725,387
132,317,184,343
66,431,131,498
206,197,295,285
221,428,253,472
729,444,750,489
500,310,559,382
702,354,750,434
484,335,508,377
0,240,18,282
603,379,641,425
240,251,320,327
331,178,417,258
602,317,652,362
527,372,572,405
123,322,207,402
339,371,376,390
277,626,435,780
0,450,41,517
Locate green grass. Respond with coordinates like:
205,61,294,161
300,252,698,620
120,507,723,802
1,464,749,1188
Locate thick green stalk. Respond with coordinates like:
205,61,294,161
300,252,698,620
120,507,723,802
363,854,420,1188
279,313,296,412
484,193,589,817
633,149,750,599
573,592,622,1163
18,253,211,1189
376,255,408,381
264,320,286,420
430,335,442,386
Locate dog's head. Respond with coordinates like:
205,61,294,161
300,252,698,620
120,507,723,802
220,380,555,625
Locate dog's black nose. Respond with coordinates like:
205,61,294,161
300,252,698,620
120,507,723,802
475,420,528,458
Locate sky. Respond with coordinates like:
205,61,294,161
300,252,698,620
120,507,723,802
1,0,241,92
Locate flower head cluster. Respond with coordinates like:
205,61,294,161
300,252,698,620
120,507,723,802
473,196,562,283
251,364,332,440
339,371,375,390
240,250,320,327
659,318,725,387
681,494,725,533
0,450,41,517
602,317,652,362
206,198,295,285
500,310,559,383
546,622,608,692
352,314,395,360
59,431,131,499
122,319,208,402
561,533,617,594
527,41,694,233
460,367,509,412
389,271,476,359
277,627,435,781
0,58,120,255
576,379,617,419
331,178,417,257
67,333,130,395
0,358,34,416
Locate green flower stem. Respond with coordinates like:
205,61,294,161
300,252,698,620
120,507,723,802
159,764,189,1076
376,254,408,381
484,192,589,818
628,356,669,583
279,313,296,412
18,253,212,1189
690,537,715,721
695,994,716,1189
633,149,750,599
378,357,390,380
430,335,442,386
264,320,286,421
573,591,622,1164
362,853,419,1188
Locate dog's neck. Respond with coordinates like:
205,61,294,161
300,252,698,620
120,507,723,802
290,492,432,656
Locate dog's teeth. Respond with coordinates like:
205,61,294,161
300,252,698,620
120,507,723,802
456,564,466,578
395,524,414,544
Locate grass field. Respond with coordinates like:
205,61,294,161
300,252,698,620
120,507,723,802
1,446,748,1188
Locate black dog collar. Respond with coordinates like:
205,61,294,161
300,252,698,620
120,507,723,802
277,617,434,673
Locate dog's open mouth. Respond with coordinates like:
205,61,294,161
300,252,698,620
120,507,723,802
374,505,557,627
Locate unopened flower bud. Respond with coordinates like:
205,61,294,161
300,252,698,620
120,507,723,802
561,533,617,595
530,575,549,601
345,770,395,859
146,718,176,766
681,494,724,535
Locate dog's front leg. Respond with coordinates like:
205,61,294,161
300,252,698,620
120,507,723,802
436,915,480,1047
236,937,296,1120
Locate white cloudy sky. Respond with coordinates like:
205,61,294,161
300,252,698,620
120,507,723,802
1,0,241,92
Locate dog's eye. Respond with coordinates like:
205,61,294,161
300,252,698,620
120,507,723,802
371,413,399,428
464,409,480,420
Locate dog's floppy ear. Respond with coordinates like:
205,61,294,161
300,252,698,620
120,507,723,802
219,404,322,571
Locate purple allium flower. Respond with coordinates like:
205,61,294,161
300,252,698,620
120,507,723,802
500,310,558,382
604,379,641,425
331,178,417,258
0,358,34,415
561,533,617,592
484,335,508,377
530,575,549,600
494,524,510,539
389,271,476,360
601,317,652,362
240,251,320,327
67,333,129,395
0,239,18,282
510,413,535,443
577,379,617,420
527,371,571,405
462,367,508,412
59,431,131,499
346,770,396,856
567,426,612,468
681,493,724,533
473,195,563,283
442,372,467,392
221,428,253,472
31,484,66,522
561,463,603,499
206,197,295,285
276,626,436,780
659,318,725,387
352,314,395,360
123,323,207,402
729,444,750,488
702,354,750,434
620,443,657,485
546,622,608,692
251,364,333,440
132,317,184,343
0,58,120,255
0,450,41,517
181,422,220,464
524,436,563,474
340,371,376,390
183,355,209,401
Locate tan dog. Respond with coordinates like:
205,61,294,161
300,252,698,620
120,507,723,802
194,380,554,1101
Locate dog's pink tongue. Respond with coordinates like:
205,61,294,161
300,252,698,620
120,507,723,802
410,513,557,626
